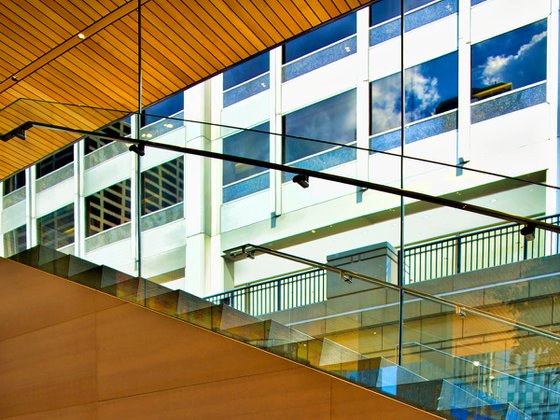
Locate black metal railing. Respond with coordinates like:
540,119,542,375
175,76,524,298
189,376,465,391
207,214,560,315
403,214,560,284
206,268,326,317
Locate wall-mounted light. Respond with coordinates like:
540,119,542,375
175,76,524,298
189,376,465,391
292,174,309,189
129,143,145,156
520,224,535,241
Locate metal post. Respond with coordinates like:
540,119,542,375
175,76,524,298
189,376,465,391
397,0,405,367
136,0,143,282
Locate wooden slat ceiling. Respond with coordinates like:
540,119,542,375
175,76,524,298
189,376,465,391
0,0,370,181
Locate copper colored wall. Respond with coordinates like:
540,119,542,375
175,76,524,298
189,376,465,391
0,259,440,419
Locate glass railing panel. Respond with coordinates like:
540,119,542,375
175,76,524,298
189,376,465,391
402,290,558,417
11,244,557,418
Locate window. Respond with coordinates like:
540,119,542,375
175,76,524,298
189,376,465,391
3,171,25,195
284,90,356,163
472,20,547,102
141,92,183,127
223,52,269,90
85,119,131,155
3,225,26,257
283,13,356,63
223,123,270,186
142,158,184,215
370,51,458,135
370,0,435,26
86,180,131,236
38,204,74,249
36,145,74,178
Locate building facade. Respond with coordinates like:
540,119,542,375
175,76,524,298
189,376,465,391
0,0,558,300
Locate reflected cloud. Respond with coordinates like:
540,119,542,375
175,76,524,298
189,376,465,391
480,31,546,86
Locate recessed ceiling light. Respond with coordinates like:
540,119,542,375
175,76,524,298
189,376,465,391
78,33,86,39
163,123,174,129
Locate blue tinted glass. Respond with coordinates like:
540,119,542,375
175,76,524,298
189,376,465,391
406,51,458,121
142,92,183,126
284,14,356,63
284,89,356,163
370,73,402,135
405,0,433,12
223,53,270,90
370,0,434,26
472,20,547,101
223,122,270,185
370,0,400,26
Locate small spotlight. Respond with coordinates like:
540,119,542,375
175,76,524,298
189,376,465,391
455,306,466,318
129,144,145,156
292,174,309,189
341,272,352,284
520,224,535,241
77,33,86,39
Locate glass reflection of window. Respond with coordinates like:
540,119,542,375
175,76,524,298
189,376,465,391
370,51,458,135
223,122,270,186
36,145,74,178
3,225,26,257
283,13,356,63
141,158,184,216
85,120,131,155
223,53,269,90
3,170,25,195
370,0,435,26
141,92,183,127
38,204,74,249
471,20,547,102
284,90,356,164
86,180,131,236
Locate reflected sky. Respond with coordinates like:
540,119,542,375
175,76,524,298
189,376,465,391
370,51,458,135
472,19,547,93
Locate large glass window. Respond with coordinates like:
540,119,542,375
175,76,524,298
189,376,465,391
38,204,74,249
223,123,270,186
370,0,435,26
3,225,26,257
141,158,184,215
141,92,183,127
223,52,270,90
3,170,25,195
370,51,458,135
284,90,356,163
471,20,547,102
86,179,131,236
283,13,356,63
36,145,74,178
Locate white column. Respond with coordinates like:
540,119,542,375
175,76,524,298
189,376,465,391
270,46,283,218
356,7,371,190
26,166,37,248
185,81,215,296
457,0,472,168
74,141,85,257
546,0,559,215
130,114,140,276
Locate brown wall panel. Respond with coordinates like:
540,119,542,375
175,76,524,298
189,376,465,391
0,259,441,419
0,260,124,341
0,315,98,417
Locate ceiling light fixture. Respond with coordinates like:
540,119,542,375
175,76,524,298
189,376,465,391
77,33,86,39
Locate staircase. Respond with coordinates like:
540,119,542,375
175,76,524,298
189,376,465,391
8,245,558,419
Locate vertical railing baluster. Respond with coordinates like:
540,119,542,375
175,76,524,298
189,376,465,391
456,235,462,274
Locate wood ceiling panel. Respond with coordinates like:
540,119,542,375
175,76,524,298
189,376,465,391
0,0,370,180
